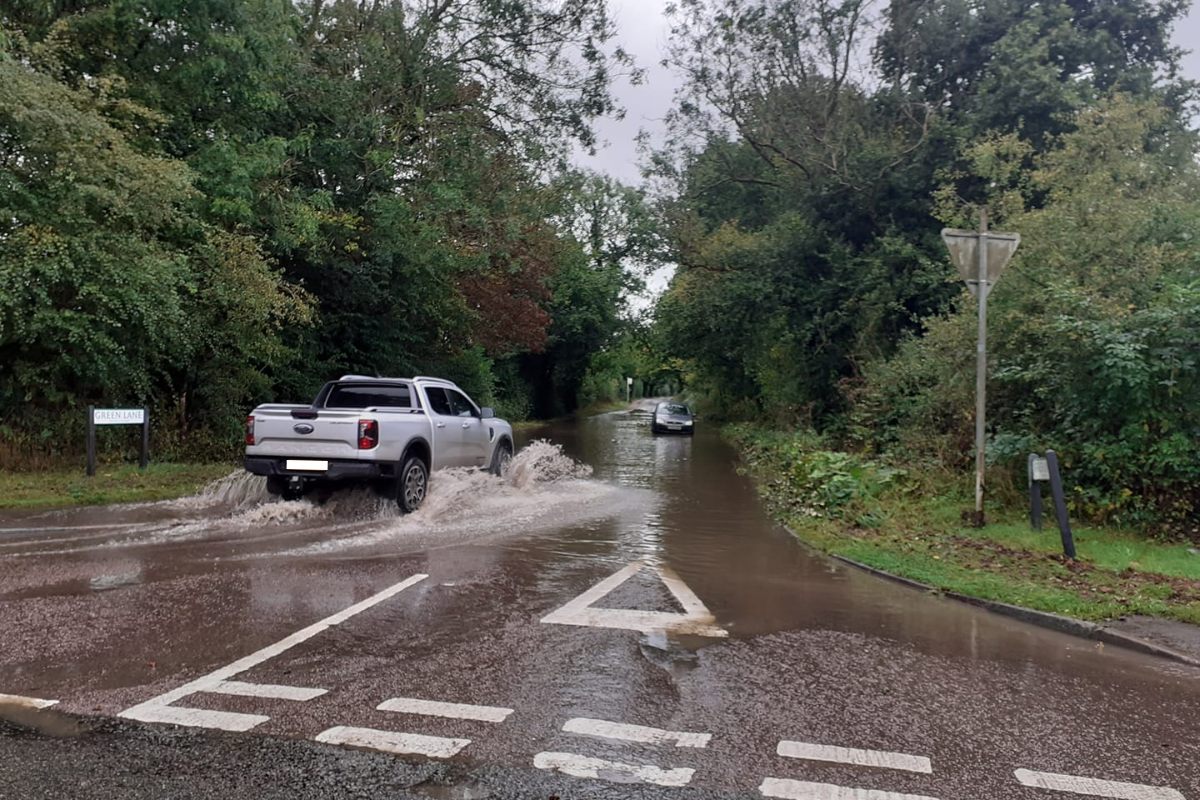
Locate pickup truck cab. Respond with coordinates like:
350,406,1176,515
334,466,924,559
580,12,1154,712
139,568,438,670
244,375,514,512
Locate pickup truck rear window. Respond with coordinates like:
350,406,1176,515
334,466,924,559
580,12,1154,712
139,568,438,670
326,384,412,409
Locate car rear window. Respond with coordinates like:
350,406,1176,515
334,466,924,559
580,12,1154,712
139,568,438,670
326,384,412,409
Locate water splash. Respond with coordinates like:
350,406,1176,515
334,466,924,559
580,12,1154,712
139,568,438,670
3,441,620,558
506,439,593,488
159,470,270,513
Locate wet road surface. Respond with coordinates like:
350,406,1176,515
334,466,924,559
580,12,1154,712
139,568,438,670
2,401,1199,799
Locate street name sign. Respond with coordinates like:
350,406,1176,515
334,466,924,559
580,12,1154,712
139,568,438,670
86,405,150,475
93,408,146,425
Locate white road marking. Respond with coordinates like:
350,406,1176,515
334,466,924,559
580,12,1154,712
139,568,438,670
377,697,513,723
119,573,428,731
533,752,695,787
540,561,727,637
315,726,469,758
0,694,59,709
563,717,710,748
778,741,932,774
1014,769,1185,800
120,705,269,732
209,680,327,702
759,778,940,800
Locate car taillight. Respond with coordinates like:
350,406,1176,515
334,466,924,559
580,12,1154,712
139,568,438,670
358,419,378,450
245,415,255,446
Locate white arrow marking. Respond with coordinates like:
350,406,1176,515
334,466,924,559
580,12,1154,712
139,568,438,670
540,561,727,637
120,573,428,730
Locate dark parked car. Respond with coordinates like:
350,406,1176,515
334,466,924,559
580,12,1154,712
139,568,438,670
651,402,695,435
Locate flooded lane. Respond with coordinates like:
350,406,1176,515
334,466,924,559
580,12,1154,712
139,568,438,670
2,402,1199,799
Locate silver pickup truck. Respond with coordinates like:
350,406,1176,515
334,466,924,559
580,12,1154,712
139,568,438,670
244,375,514,512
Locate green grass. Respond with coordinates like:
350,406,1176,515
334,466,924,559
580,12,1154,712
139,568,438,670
727,424,1200,626
0,462,236,508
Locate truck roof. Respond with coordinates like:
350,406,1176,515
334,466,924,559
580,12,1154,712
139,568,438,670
336,375,459,388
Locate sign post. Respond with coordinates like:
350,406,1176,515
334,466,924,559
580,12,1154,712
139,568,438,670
942,210,1020,525
87,407,150,476
627,376,633,403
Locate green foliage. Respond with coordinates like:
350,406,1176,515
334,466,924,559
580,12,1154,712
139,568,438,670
0,0,640,462
652,0,1198,528
727,424,907,520
854,95,1200,523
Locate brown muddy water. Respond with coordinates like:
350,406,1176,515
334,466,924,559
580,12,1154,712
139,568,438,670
1,403,1199,800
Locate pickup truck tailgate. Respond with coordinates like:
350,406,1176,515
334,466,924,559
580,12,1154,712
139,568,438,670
248,406,364,459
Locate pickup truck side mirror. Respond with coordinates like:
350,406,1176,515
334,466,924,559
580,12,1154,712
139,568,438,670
480,407,496,419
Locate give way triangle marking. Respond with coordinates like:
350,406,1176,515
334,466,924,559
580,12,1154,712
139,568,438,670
540,561,728,638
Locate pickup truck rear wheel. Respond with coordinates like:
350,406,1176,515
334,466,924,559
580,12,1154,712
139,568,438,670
398,456,428,514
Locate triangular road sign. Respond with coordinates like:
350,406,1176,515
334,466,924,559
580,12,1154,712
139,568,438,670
941,229,1020,297
541,562,728,638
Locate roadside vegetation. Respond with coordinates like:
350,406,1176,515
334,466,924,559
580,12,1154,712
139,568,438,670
729,425,1200,625
647,0,1200,585
0,1,663,469
0,463,234,509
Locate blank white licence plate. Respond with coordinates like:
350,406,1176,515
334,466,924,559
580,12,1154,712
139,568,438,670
667,424,682,430
286,459,328,471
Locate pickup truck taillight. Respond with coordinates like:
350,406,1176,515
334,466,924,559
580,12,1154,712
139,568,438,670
358,419,378,450
245,415,255,446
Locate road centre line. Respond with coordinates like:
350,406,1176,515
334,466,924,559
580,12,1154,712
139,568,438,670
533,752,695,787
119,573,428,731
1014,769,1185,800
377,697,513,723
563,717,711,748
759,778,940,800
209,680,327,702
316,726,470,758
540,561,727,638
778,741,932,774
0,694,59,709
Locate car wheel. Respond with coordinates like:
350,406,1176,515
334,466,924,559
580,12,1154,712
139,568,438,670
490,441,513,477
397,456,428,514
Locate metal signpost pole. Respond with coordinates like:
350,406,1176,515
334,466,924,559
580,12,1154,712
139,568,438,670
941,212,1019,529
87,405,96,477
141,406,150,470
975,208,989,522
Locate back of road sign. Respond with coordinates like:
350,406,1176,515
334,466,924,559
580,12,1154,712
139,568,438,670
941,229,1021,297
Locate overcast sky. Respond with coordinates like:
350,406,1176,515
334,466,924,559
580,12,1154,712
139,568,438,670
576,0,1200,185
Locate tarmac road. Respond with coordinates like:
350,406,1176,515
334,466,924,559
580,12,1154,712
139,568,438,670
2,402,1198,799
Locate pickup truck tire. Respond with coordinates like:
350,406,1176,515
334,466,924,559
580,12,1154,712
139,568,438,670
490,440,513,477
397,455,428,514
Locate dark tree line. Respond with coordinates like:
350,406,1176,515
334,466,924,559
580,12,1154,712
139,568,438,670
651,0,1200,522
0,0,658,462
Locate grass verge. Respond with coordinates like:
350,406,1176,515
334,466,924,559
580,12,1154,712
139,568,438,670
0,462,236,509
726,424,1200,625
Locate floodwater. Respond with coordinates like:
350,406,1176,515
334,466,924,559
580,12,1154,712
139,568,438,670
2,401,1199,799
